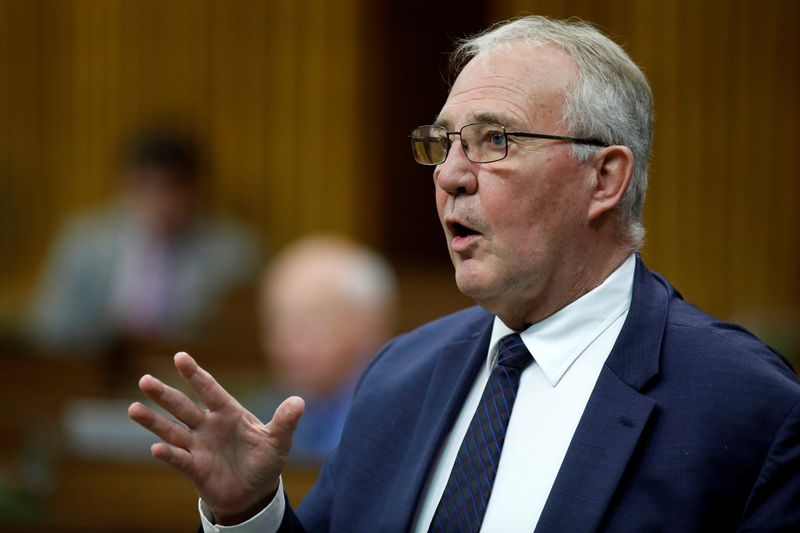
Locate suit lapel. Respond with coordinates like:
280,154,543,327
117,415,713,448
386,316,494,531
534,368,656,532
536,257,669,532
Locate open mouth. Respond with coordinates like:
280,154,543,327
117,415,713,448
446,218,481,242
452,222,479,238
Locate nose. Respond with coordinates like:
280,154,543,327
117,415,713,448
433,137,478,196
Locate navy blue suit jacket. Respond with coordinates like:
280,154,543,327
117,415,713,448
280,258,800,532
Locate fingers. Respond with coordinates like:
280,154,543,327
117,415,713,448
173,352,235,411
138,374,204,428
128,401,193,450
150,441,194,475
265,396,305,449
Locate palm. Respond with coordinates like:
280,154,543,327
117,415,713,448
129,352,304,524
191,409,281,510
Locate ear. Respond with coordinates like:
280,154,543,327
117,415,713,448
586,145,634,222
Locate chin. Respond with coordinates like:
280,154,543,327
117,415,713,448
454,268,494,304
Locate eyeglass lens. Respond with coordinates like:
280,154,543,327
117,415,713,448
410,123,509,165
410,126,449,165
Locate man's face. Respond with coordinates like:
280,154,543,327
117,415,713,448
128,167,196,238
434,43,595,328
263,267,366,397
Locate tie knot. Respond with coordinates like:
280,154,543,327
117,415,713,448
496,334,532,370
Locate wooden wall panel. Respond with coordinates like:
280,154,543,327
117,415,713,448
0,0,372,313
488,0,800,345
1,0,798,354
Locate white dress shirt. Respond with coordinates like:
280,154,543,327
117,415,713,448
201,254,636,532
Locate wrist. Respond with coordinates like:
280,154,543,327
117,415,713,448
212,483,280,526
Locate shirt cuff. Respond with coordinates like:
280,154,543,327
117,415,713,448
199,476,286,533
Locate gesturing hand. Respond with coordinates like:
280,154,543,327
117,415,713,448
128,351,304,525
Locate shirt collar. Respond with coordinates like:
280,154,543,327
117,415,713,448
488,253,636,387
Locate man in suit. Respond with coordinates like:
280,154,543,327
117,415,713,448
29,125,259,352
247,235,396,463
129,16,800,532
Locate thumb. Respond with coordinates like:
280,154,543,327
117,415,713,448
266,396,305,449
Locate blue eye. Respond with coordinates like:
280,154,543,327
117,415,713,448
489,131,506,147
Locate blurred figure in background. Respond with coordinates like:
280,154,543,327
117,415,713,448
27,125,260,353
248,235,396,463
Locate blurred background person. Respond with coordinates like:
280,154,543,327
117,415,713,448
247,235,396,463
26,125,261,354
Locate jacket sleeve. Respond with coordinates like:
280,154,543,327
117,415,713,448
277,493,307,533
280,450,338,532
738,397,800,532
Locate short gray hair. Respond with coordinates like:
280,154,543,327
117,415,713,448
451,16,653,247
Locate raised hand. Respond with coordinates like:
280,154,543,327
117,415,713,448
128,351,304,525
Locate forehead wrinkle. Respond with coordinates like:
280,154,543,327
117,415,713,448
468,110,527,130
438,86,534,130
439,43,575,134
446,82,529,109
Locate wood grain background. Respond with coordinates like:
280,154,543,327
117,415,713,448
1,0,797,346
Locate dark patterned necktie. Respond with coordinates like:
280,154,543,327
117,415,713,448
428,333,533,532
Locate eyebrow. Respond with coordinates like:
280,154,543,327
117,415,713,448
432,116,451,129
433,111,523,131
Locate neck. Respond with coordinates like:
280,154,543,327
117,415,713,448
497,243,633,331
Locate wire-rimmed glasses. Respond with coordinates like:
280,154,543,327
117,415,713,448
409,122,608,165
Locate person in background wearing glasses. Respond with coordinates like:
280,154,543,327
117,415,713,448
129,16,800,532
